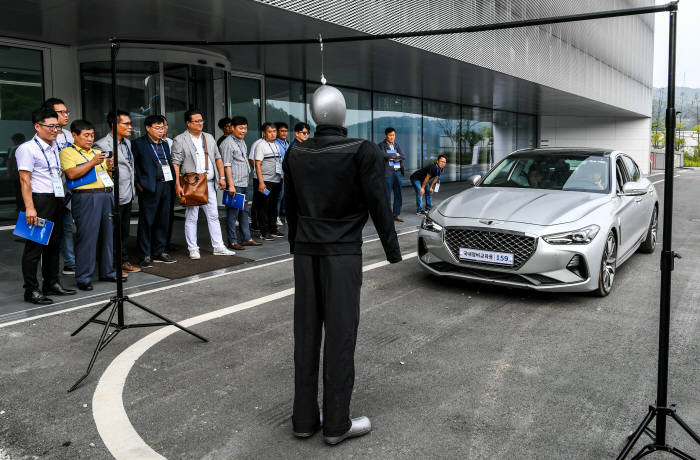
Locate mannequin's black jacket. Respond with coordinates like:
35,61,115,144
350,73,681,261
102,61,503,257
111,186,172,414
283,125,402,263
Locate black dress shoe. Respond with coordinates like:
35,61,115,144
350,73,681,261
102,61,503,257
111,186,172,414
24,290,53,305
77,282,93,291
43,282,77,296
99,276,127,283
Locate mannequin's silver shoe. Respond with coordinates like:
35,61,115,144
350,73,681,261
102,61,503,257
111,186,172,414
292,411,323,439
323,416,372,445
310,85,346,127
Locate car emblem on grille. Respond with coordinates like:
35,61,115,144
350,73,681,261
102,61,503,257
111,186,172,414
479,219,503,225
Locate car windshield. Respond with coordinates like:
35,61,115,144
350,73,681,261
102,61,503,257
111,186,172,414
480,153,610,193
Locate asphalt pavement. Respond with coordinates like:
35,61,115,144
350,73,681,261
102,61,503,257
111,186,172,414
0,170,698,459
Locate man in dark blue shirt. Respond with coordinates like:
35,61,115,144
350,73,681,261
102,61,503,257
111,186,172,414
409,155,446,214
377,127,405,222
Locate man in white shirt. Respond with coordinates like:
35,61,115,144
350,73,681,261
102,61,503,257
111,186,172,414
171,109,235,259
15,108,77,304
42,97,76,274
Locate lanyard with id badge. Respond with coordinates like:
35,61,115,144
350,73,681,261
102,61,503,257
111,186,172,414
269,142,283,175
150,143,173,181
34,138,65,197
387,149,401,170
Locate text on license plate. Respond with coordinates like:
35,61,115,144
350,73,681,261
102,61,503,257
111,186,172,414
459,248,514,265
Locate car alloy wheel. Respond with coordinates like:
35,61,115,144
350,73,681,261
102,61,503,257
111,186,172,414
598,231,617,296
640,207,658,254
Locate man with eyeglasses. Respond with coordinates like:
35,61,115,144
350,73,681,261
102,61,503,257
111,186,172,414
132,115,177,267
42,97,76,275
160,116,178,252
274,122,291,227
14,108,77,304
171,109,235,259
96,110,140,273
60,120,120,291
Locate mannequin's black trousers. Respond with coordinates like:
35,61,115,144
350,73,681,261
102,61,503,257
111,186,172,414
292,253,362,437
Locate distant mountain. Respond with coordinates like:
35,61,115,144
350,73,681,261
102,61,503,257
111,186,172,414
652,86,700,129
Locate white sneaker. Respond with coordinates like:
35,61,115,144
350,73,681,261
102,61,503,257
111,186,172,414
189,250,201,260
213,247,236,256
276,217,283,227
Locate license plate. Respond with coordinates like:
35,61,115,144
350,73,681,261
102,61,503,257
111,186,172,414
459,248,514,265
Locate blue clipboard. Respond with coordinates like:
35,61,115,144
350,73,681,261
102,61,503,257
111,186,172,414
222,192,246,210
65,162,97,190
13,212,54,245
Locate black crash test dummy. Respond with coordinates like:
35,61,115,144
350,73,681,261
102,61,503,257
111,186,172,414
283,84,402,445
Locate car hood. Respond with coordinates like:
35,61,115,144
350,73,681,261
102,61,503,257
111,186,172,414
437,187,609,225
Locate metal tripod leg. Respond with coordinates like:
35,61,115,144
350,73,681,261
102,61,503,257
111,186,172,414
68,299,120,392
70,299,114,337
125,298,208,342
670,411,700,445
618,407,656,460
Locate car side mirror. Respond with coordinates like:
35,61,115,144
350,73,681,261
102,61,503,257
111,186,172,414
470,175,482,186
622,181,647,196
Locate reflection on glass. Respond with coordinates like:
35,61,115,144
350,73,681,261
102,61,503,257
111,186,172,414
163,64,188,137
373,93,421,182
0,46,44,214
423,100,460,183
306,83,372,139
229,76,262,143
493,110,517,164
265,78,304,132
461,106,493,180
517,113,536,149
81,61,160,138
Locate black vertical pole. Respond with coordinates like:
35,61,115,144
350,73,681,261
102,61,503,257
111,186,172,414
110,39,125,327
656,7,677,445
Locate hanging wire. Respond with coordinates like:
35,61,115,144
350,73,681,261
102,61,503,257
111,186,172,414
319,34,326,85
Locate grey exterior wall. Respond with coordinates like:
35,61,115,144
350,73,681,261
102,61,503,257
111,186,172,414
256,0,654,117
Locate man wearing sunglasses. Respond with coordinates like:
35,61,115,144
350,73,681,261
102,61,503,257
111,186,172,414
15,108,77,304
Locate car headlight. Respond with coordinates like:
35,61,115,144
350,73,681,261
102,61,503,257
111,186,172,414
421,216,443,233
542,224,600,245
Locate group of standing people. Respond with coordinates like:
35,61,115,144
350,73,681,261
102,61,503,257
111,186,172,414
14,98,315,304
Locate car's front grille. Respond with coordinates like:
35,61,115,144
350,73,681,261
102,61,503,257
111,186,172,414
443,228,538,270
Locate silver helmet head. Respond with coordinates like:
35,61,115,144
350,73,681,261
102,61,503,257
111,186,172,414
310,85,346,127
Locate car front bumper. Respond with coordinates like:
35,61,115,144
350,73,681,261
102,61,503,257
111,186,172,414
417,222,605,293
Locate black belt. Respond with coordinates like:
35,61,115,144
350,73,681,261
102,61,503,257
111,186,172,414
73,187,113,194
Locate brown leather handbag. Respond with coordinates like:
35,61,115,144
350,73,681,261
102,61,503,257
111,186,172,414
178,137,210,206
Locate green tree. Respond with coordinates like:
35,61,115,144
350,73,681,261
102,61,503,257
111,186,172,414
652,132,664,149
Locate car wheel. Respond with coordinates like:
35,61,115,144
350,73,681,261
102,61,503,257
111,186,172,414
639,206,658,254
594,231,617,297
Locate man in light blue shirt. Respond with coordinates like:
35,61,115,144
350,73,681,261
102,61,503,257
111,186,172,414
274,122,290,225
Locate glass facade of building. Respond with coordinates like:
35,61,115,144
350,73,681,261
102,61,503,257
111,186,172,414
0,46,44,217
0,49,538,219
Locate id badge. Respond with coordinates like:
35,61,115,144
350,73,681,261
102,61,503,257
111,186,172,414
162,165,173,182
97,171,114,187
393,162,401,170
275,162,283,174
434,182,440,193
51,173,65,198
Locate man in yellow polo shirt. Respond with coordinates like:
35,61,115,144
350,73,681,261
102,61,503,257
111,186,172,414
60,119,122,291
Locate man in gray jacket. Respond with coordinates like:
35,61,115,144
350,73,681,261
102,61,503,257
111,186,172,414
95,110,140,273
171,109,235,259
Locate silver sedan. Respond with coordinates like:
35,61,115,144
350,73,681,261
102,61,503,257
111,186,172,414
418,148,658,296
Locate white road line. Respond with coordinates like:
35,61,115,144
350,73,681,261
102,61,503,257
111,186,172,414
0,229,420,328
652,174,680,185
93,251,418,460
